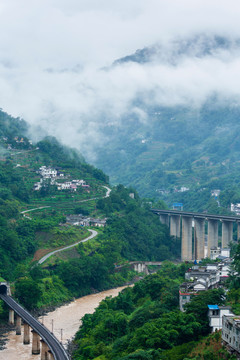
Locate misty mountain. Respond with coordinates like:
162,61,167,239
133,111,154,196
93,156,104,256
92,35,240,208
114,34,240,66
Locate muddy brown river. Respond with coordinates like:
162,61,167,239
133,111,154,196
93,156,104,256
0,286,128,359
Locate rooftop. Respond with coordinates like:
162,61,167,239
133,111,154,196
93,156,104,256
208,305,219,310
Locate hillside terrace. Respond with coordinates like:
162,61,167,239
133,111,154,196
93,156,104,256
34,166,89,192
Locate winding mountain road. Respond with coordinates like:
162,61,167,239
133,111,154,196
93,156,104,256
38,229,98,264
20,186,111,215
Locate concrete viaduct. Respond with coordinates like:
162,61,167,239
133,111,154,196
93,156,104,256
0,282,69,360
151,209,240,261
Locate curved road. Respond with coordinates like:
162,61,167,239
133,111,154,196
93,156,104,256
102,186,111,198
21,186,111,215
38,229,98,264
0,294,69,360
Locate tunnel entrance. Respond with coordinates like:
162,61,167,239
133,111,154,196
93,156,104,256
0,285,7,295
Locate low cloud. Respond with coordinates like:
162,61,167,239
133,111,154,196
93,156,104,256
1,1,240,160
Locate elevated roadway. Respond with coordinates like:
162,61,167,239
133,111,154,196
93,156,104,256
151,208,240,222
0,292,69,360
151,208,240,261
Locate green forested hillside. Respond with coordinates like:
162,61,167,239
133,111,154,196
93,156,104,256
94,101,240,212
72,263,229,360
0,109,178,315
0,110,109,280
71,243,240,360
14,186,178,310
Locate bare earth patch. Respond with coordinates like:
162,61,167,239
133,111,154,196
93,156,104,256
32,248,55,262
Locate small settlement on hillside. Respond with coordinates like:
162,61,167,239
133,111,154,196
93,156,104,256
65,214,107,227
178,249,240,358
179,256,231,312
34,166,90,192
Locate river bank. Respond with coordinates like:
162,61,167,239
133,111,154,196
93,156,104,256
0,285,130,359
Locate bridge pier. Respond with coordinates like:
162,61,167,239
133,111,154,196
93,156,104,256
9,309,14,325
222,221,233,248
133,263,148,275
238,222,240,241
194,218,205,261
0,291,68,359
32,330,40,355
16,315,22,335
160,214,169,226
208,219,218,257
23,323,30,344
170,215,181,238
182,216,192,261
153,209,239,262
48,351,55,360
41,340,50,360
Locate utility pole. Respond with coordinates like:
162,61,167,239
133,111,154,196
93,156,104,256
51,319,54,333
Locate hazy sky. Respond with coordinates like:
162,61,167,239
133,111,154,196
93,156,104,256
1,0,240,158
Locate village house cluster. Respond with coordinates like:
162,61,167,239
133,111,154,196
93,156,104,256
65,214,107,227
34,166,90,192
177,250,240,356
179,257,230,311
180,257,240,358
1,135,33,150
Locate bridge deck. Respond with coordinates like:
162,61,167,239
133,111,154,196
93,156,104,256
151,209,240,222
0,294,69,360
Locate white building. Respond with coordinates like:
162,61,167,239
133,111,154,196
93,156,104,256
210,247,230,260
222,315,240,355
180,186,189,192
39,166,57,178
211,189,221,198
179,280,208,311
208,305,233,332
231,203,240,215
180,262,231,311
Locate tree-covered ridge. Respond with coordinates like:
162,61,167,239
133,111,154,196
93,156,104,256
0,109,110,282
0,111,176,316
93,93,240,212
96,184,180,260
0,109,28,139
72,263,227,360
0,108,175,316
37,137,108,183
